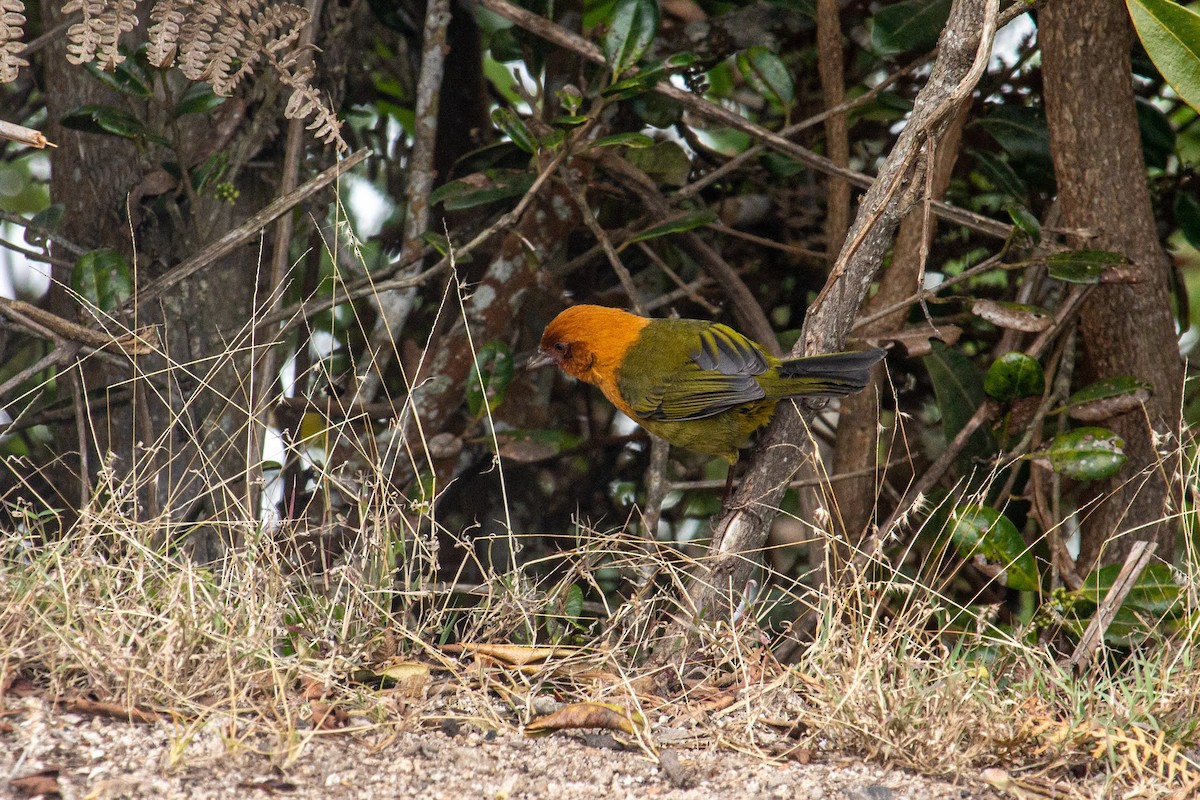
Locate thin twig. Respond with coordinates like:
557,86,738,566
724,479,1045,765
1069,541,1156,672
0,209,87,258
567,182,644,313
678,54,931,200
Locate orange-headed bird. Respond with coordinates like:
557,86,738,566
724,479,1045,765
531,304,885,463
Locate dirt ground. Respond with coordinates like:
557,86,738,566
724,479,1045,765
1,696,1002,799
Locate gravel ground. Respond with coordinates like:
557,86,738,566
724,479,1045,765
0,696,1002,800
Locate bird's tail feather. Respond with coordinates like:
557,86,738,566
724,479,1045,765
776,348,886,396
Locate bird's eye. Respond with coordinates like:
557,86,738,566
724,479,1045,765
553,341,569,355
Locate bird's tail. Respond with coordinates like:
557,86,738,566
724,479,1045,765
776,348,887,396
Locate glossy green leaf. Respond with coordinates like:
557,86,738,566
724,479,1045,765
984,353,1045,401
61,104,169,146
175,84,226,117
602,0,660,76
1174,190,1200,250
625,140,692,187
1046,249,1128,283
1038,427,1126,481
491,108,537,154
735,46,795,108
1135,98,1175,170
976,106,1051,164
422,230,452,257
924,340,996,464
948,505,1039,592
72,249,133,311
1127,0,1200,114
589,132,655,149
25,205,65,249
603,62,672,99
1003,203,1041,244
429,170,535,210
623,210,715,245
85,58,152,97
1062,377,1152,422
467,341,514,417
871,0,951,55
972,150,1028,202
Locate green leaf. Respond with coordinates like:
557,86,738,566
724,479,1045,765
563,583,584,621
1135,98,1175,170
71,249,133,311
61,104,169,146
735,46,795,108
948,505,1039,592
624,140,693,187
870,0,952,55
589,132,655,149
495,427,583,462
984,353,1045,401
1174,190,1200,250
422,230,452,257
1062,377,1152,422
25,205,65,248
924,340,996,465
1046,249,1129,284
1003,203,1041,244
491,108,537,154
630,92,683,128
85,58,152,97
976,106,1051,164
175,84,226,117
1077,563,1181,616
429,170,535,211
1126,0,1200,114
602,0,660,76
623,210,715,245
1036,427,1126,481
972,150,1028,202
467,341,514,417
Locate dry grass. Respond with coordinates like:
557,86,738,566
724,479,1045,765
3,257,1200,799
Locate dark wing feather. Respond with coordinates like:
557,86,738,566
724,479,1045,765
630,323,769,421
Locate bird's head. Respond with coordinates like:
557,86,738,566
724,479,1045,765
528,304,646,384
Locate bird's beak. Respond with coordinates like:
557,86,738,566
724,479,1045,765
527,350,556,370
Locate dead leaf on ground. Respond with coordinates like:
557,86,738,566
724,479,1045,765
351,660,431,696
299,675,332,701
2,675,39,697
10,769,61,798
307,701,350,731
442,643,580,666
525,702,645,737
60,697,160,724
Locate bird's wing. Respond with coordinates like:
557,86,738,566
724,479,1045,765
629,323,769,421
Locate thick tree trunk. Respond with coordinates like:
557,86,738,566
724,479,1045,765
1040,0,1183,570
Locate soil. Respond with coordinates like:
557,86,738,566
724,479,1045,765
0,696,1003,800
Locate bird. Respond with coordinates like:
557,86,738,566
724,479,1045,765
529,304,886,464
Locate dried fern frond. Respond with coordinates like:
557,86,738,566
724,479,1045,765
62,0,138,70
57,0,345,150
146,0,189,68
274,55,342,147
0,0,28,84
